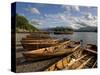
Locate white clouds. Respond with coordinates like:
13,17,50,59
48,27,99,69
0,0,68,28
70,24,83,29
62,5,80,13
29,5,97,29
58,12,97,29
31,19,46,25
84,13,95,20
44,14,61,20
30,12,97,29
70,6,80,12
60,15,67,21
74,6,80,12
74,15,97,27
78,12,97,27
44,14,64,23
27,7,40,14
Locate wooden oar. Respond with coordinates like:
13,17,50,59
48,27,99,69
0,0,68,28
84,48,97,54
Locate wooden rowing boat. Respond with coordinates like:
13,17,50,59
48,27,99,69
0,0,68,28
21,43,58,50
21,34,52,40
26,34,51,39
46,44,97,71
23,41,80,61
21,39,60,50
21,39,59,44
86,44,97,51
22,37,53,40
21,38,69,50
84,44,97,54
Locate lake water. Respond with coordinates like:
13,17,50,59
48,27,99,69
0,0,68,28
50,32,97,45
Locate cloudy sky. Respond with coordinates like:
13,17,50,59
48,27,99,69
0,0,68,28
16,2,97,29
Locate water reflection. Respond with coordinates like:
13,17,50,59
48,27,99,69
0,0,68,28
50,32,97,45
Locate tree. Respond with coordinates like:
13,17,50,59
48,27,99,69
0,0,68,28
15,14,39,32
16,14,28,29
52,27,73,32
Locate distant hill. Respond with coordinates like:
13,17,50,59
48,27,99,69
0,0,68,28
41,27,73,32
41,26,97,32
74,26,97,32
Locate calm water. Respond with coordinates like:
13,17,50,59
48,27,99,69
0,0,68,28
50,32,97,45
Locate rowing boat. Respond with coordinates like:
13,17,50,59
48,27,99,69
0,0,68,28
22,41,80,61
21,43,58,50
46,44,97,71
84,44,97,54
26,34,51,39
22,37,53,40
21,39,59,44
21,38,68,50
21,39,60,50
